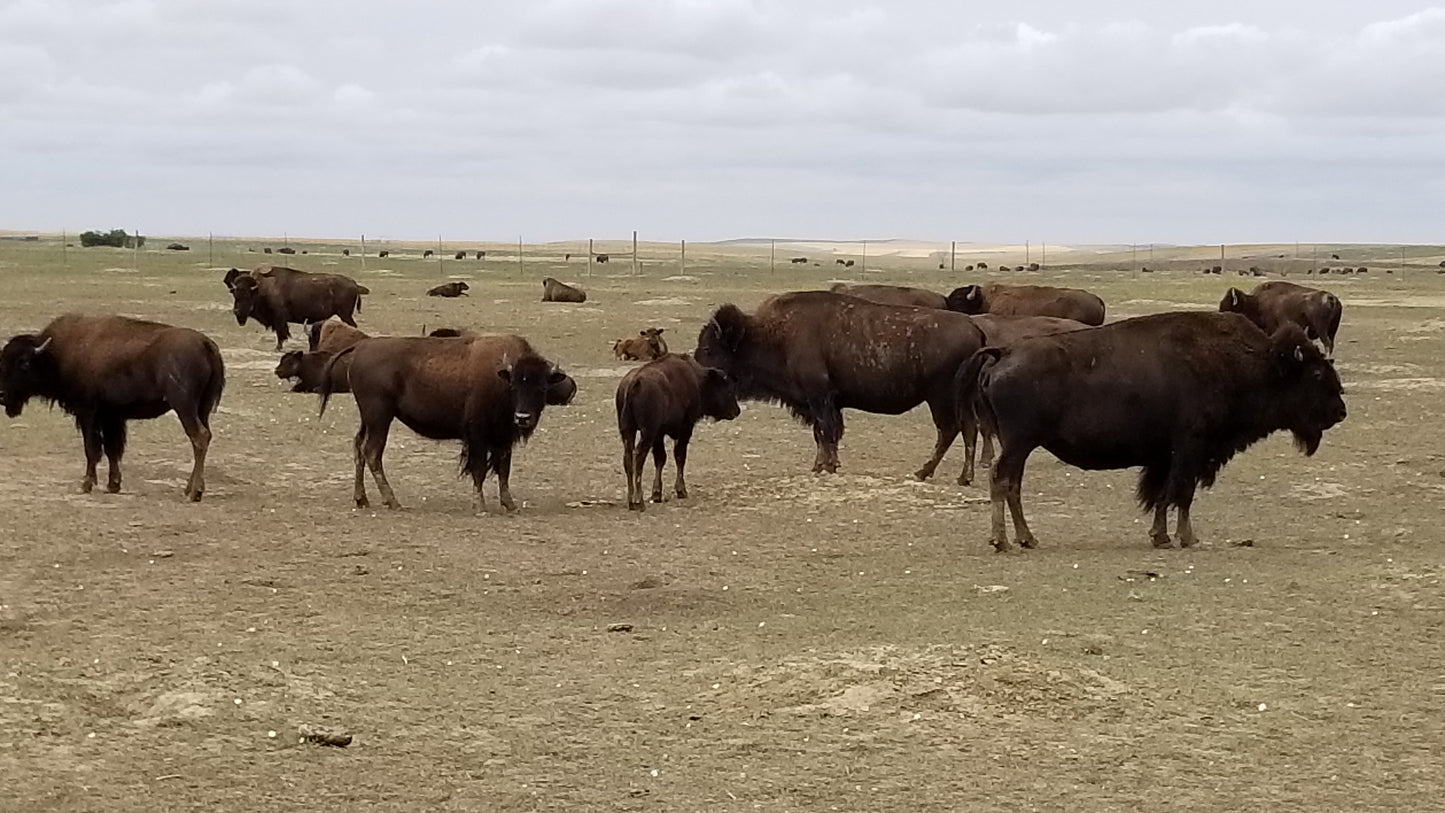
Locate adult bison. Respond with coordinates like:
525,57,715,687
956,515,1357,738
307,319,369,353
1219,281,1343,357
319,334,574,512
829,283,947,310
427,281,470,298
541,277,587,303
595,253,609,264
946,283,1106,325
225,265,368,351
0,314,224,501
958,311,1346,551
616,353,740,510
695,291,985,480
613,328,668,361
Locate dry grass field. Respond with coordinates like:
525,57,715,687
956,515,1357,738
1,235,1443,811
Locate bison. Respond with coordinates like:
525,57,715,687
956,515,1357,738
423,250,434,258
454,250,466,260
958,311,1346,551
542,277,587,303
342,249,350,257
378,250,390,259
0,314,224,501
277,247,296,255
225,265,368,351
1219,281,1343,357
596,253,609,263
427,281,470,298
319,334,573,512
695,291,985,480
165,242,190,251
616,353,740,510
275,349,345,393
612,328,669,361
945,283,1106,325
829,283,947,309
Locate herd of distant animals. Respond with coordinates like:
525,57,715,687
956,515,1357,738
0,261,1349,551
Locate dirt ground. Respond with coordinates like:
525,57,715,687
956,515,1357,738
1,238,1443,811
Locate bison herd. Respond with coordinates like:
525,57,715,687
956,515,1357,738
0,263,1350,551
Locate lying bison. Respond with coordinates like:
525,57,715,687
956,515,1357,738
695,291,985,480
613,328,668,361
542,277,587,303
946,283,1106,325
958,311,1346,551
616,353,740,510
225,265,368,350
829,283,947,309
427,281,470,298
1219,281,1342,357
319,334,574,512
0,314,224,501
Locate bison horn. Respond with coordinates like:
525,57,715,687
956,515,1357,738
33,336,52,354
1293,345,1304,363
965,288,979,301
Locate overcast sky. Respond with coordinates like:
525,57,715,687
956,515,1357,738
2,1,1443,244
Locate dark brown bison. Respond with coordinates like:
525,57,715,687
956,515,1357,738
695,291,985,480
844,260,854,268
616,353,740,510
319,335,574,512
542,277,587,303
454,250,466,260
225,265,368,351
165,242,189,251
0,314,224,501
277,247,296,255
427,281,470,298
829,283,947,309
945,283,1106,325
275,349,346,393
958,311,1346,551
612,328,668,361
1219,281,1343,357
596,253,609,263
307,319,369,353
476,250,485,260
423,249,434,258
790,257,808,264
263,247,273,254
342,249,350,257
378,250,390,259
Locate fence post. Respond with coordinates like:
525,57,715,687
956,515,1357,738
588,238,594,277
680,239,686,273
518,235,524,277
632,230,639,276
950,240,956,272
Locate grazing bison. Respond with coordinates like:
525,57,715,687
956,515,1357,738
319,334,573,512
1219,281,1343,357
829,283,947,309
454,250,466,260
476,250,485,260
263,247,273,254
595,253,609,264
423,249,434,258
844,260,855,268
616,353,740,510
790,257,808,264
945,283,1106,326
277,247,296,255
378,250,390,259
0,314,224,501
427,281,470,298
612,328,669,361
835,259,847,265
958,311,1346,551
541,277,587,303
226,265,368,350
695,291,985,480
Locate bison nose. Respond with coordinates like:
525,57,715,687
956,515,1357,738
514,411,535,426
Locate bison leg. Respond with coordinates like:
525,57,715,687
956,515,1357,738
990,447,1037,550
360,421,400,509
100,414,127,494
172,410,210,502
915,399,958,482
808,396,843,474
494,448,516,512
1175,494,1199,549
629,434,652,511
673,429,692,499
650,436,666,503
76,412,103,494
352,426,371,508
1149,503,1173,549
621,431,641,511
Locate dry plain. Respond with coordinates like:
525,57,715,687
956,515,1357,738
1,236,1443,811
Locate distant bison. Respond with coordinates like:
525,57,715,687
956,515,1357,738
542,277,587,303
263,247,273,254
342,249,350,257
378,250,390,259
454,251,466,260
595,253,609,264
0,314,224,501
844,260,854,268
829,283,946,310
1219,281,1343,357
790,257,808,264
946,283,1106,326
696,291,985,481
476,250,485,260
423,250,434,258
427,281,470,298
277,247,296,255
165,242,190,251
225,265,368,350
612,328,668,361
960,311,1346,550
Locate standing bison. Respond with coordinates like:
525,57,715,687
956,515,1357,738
0,314,225,501
224,265,368,351
946,283,1106,325
958,311,1346,551
616,353,740,510
829,283,947,310
695,291,985,480
542,277,587,303
1220,281,1343,357
319,334,574,512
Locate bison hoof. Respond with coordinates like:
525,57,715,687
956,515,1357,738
1018,535,1039,549
81,480,95,494
957,473,972,487
107,482,122,494
990,538,1012,553
1150,534,1174,549
675,488,688,500
355,497,370,509
650,493,663,503
629,501,644,512
913,469,933,481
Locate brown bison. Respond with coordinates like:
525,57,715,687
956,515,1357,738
695,291,985,480
958,311,1346,551
319,334,574,512
476,250,485,260
378,250,390,259
1219,281,1343,357
616,353,740,510
453,250,466,260
423,249,434,258
0,314,224,501
945,283,1106,325
275,349,346,393
225,265,368,351
612,328,668,361
427,281,470,298
596,253,609,263
829,283,947,309
277,247,296,255
306,319,369,353
542,277,587,303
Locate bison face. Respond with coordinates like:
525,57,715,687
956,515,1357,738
1271,327,1346,454
230,276,259,325
1218,288,1262,324
498,357,568,433
944,285,986,314
694,304,749,373
275,351,304,381
700,367,742,422
0,334,51,417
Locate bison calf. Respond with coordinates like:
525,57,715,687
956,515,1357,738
0,314,224,501
612,328,668,361
275,349,349,393
616,354,740,510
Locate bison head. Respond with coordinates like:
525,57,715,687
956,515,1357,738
694,305,749,374
230,275,261,325
1218,288,1262,323
275,350,304,381
1269,325,1346,455
700,367,742,422
498,356,570,434
945,285,986,314
0,334,53,417
222,267,245,291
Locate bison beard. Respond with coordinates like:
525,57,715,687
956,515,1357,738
958,311,1347,551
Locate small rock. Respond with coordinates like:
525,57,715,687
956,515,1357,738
298,725,352,747
606,623,634,633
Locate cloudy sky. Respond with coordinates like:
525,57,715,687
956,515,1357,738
2,0,1443,244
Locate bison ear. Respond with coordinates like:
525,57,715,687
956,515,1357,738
497,367,512,383
1269,326,1312,375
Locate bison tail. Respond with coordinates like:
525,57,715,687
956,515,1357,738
202,340,226,421
317,344,359,418
955,347,1003,432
